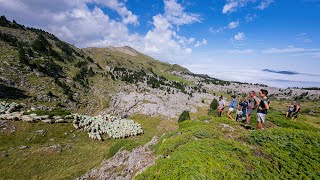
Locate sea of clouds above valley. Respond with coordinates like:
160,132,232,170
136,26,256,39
185,64,320,88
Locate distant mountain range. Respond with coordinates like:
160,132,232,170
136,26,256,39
262,69,299,75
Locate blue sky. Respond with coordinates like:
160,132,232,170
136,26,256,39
0,0,320,87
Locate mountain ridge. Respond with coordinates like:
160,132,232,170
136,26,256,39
262,69,299,75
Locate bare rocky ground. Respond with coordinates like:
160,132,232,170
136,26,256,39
103,83,215,119
0,120,16,133
78,136,158,180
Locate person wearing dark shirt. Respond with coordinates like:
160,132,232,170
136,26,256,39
257,89,270,130
286,101,296,118
239,98,249,121
291,102,300,120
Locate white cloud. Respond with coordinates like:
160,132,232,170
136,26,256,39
262,46,304,53
222,0,274,14
296,33,312,43
234,32,246,41
188,38,196,44
226,49,255,54
194,39,208,47
0,0,204,62
209,27,224,33
141,0,203,60
262,46,320,54
222,1,239,14
144,14,192,57
210,20,240,33
94,0,139,25
228,21,240,29
185,64,320,88
256,0,274,10
245,14,257,22
164,0,201,26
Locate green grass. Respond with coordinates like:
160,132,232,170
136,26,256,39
246,128,320,179
157,72,193,86
0,114,176,179
24,109,71,117
136,108,320,179
0,122,107,179
267,112,320,132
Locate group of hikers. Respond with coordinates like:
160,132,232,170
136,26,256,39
217,89,270,130
216,89,301,129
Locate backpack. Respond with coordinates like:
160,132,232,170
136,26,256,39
248,97,257,109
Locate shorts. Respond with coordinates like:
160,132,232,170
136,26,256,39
247,108,254,115
228,107,234,112
257,113,266,123
218,108,224,112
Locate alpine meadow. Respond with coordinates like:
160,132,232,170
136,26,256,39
0,0,320,179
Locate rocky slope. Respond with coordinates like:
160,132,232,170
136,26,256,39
78,136,158,180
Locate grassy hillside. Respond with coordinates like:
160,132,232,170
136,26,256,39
137,106,320,179
0,114,177,179
0,16,116,115
0,16,193,115
1,15,320,180
83,47,189,75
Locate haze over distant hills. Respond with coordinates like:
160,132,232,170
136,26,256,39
262,69,299,75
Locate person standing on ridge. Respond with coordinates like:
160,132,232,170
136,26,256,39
227,95,237,121
217,96,225,117
257,89,270,130
246,91,259,124
239,98,249,121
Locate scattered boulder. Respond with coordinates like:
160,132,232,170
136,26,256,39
19,145,30,150
55,119,66,123
42,119,53,124
0,102,24,114
0,120,16,133
53,116,62,120
21,115,36,123
64,115,74,119
35,129,46,135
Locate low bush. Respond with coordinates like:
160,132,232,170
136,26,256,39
178,110,190,123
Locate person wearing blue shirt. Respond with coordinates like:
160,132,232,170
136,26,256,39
227,95,237,121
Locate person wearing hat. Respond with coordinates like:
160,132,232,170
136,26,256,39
227,95,237,121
